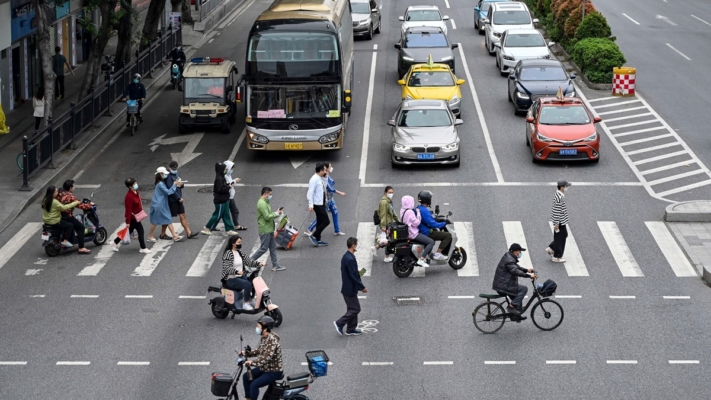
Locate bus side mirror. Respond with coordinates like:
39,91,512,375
343,90,352,112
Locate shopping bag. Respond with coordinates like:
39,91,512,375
122,234,131,245
117,226,129,242
378,231,388,246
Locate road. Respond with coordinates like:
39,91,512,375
1,0,710,398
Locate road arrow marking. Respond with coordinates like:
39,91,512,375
148,133,204,167
289,154,311,169
656,15,677,26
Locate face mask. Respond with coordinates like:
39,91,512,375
353,246,357,253
255,327,262,335
161,173,166,179
387,193,394,199
235,244,242,250
132,183,139,190
329,167,333,173
170,170,177,174
267,195,272,201
133,79,139,84
177,47,181,51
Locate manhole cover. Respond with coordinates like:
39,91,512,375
393,296,424,306
197,187,212,193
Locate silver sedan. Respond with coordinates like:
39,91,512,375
388,99,462,167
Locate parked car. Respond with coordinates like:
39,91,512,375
474,0,510,34
508,59,576,115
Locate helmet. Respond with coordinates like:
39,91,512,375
417,190,433,205
257,315,275,330
133,73,141,80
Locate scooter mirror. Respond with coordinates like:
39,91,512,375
90,192,94,198
448,211,453,216
435,205,440,215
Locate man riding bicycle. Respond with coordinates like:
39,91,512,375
492,243,537,320
416,190,451,261
121,73,146,125
240,316,284,400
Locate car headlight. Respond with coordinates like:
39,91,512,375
318,131,340,144
536,132,552,142
516,92,530,99
404,94,413,100
493,31,502,38
448,95,460,105
583,132,598,142
359,19,371,26
249,133,269,144
402,56,415,62
441,56,453,62
442,142,459,151
565,90,576,98
393,143,410,151
501,53,515,61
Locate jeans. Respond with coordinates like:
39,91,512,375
311,204,330,241
549,224,568,258
114,219,146,249
35,117,41,130
229,198,240,227
336,294,361,332
49,220,74,242
224,276,253,303
511,284,528,310
205,202,234,232
55,75,65,98
428,230,452,254
62,214,85,248
242,367,283,400
251,233,281,269
414,233,435,258
309,199,340,233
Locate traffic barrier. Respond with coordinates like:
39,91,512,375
612,66,636,97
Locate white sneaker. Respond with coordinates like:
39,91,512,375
334,232,346,236
417,258,430,268
545,247,554,256
139,248,151,254
242,302,254,311
305,230,312,237
111,243,119,252
226,230,239,236
432,253,448,261
371,246,378,258
384,254,394,263
551,257,565,263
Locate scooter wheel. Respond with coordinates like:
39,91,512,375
392,256,414,278
448,248,467,270
211,302,229,319
267,309,283,327
45,242,61,257
93,227,108,246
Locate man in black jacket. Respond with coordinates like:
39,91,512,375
334,237,367,336
201,162,238,235
121,73,146,124
492,243,536,318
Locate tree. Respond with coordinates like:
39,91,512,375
115,0,136,67
76,0,120,102
32,0,56,123
181,0,194,25
139,0,167,51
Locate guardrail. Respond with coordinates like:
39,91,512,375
200,0,225,21
18,26,182,191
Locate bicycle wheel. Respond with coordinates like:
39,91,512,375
472,302,506,334
530,299,564,331
130,116,136,136
16,153,24,171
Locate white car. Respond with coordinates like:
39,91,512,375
399,5,449,36
494,29,553,76
484,2,538,55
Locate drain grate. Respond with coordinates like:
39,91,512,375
197,187,213,193
393,296,424,306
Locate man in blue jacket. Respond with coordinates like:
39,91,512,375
334,237,367,336
417,190,452,261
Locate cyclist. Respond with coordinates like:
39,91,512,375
416,190,451,261
492,243,536,320
240,316,284,400
121,73,146,126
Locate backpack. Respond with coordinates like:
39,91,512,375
373,209,380,226
539,279,557,297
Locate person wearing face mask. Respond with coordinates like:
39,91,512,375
147,167,183,243
111,178,150,253
492,243,537,320
240,316,283,400
169,43,186,75
371,186,398,262
334,237,367,336
250,187,285,272
307,161,346,237
162,161,199,239
223,160,247,231
121,73,147,125
221,235,264,310
201,162,239,236
306,162,330,246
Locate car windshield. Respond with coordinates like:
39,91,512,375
184,78,225,99
398,109,452,127
505,33,545,47
404,33,448,48
493,10,531,25
520,66,567,81
408,71,454,87
351,3,371,14
406,10,441,21
539,105,591,125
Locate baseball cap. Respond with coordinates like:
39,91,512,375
509,243,526,252
156,167,169,175
557,180,572,188
169,161,179,169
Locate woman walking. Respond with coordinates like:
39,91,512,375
33,87,45,131
371,186,398,262
111,178,150,253
147,167,183,243
201,162,238,235
307,161,346,236
41,185,79,249
221,235,264,311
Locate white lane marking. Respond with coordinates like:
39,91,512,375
603,112,654,123
607,119,660,130
546,360,576,364
359,44,378,185
457,43,504,182
592,99,641,109
555,295,582,299
622,13,640,25
548,222,588,277
626,142,681,156
607,360,638,364
613,126,666,138
74,184,101,189
57,361,91,366
30,295,45,298
361,182,643,188
444,0,450,8
502,222,532,270
450,19,457,29
398,297,421,301
356,223,375,277
598,221,643,277
0,223,42,270
33,258,48,265
125,295,153,299
597,106,647,116
609,295,636,299
586,96,619,103
186,234,226,277
423,361,454,365
640,161,696,176
645,221,697,277
208,38,215,43
228,128,246,162
25,269,42,276
179,295,206,299
132,223,184,276
249,234,269,265
657,180,711,197
691,15,711,26
655,15,677,26
117,361,150,366
620,134,674,146
448,295,475,299
358,296,367,299
485,361,516,365
663,296,691,299
179,361,211,366
454,221,477,276
647,170,706,186
362,362,394,366
669,360,699,364
70,295,99,298
633,150,691,166
666,43,691,60
78,226,124,276
0,361,27,365
218,0,256,29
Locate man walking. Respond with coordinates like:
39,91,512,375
162,161,199,239
334,237,367,336
250,187,285,272
546,180,571,263
52,46,74,100
307,162,330,246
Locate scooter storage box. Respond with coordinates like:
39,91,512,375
387,222,409,241
394,243,412,256
210,372,233,396
264,384,285,399
287,372,310,388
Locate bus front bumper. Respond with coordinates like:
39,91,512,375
246,126,343,151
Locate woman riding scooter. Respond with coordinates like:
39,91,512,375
240,316,284,400
400,195,433,268
42,186,80,249
222,235,264,311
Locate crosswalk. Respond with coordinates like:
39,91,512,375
0,220,700,280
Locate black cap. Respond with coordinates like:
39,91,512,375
169,161,179,169
557,180,572,188
509,243,526,252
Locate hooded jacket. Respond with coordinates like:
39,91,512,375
399,195,421,240
223,160,236,200
417,204,446,235
212,162,231,204
492,252,529,296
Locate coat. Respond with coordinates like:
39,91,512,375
257,197,278,235
377,195,398,230
212,162,231,204
149,181,177,225
492,252,529,296
33,97,45,118
399,195,421,239
340,251,365,297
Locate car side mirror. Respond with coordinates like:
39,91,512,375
455,119,463,126
443,16,450,21
593,116,602,123
533,18,539,24
456,79,465,85
372,8,377,13
483,18,490,24
474,6,480,11
394,44,401,49
526,116,534,123
451,44,459,49
509,73,516,80
570,73,576,79
387,120,396,127
397,79,405,85
548,42,556,47
398,16,404,21
494,42,501,48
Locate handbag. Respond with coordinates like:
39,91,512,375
133,209,148,222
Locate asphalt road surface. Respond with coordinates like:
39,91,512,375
1,0,710,399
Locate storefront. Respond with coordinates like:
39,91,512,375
0,1,12,109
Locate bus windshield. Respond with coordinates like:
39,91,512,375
249,84,342,119
247,32,340,78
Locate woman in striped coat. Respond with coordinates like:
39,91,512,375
222,235,263,310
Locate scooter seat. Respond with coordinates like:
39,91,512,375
287,372,310,381
479,293,505,299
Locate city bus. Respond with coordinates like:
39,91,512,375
242,0,354,151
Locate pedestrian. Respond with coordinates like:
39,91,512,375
371,186,398,262
334,237,367,336
223,160,248,231
147,167,183,243
307,161,345,237
306,162,330,246
162,161,199,239
201,162,239,236
221,235,263,311
41,186,78,249
57,179,93,254
492,243,536,319
400,195,432,268
250,187,285,272
32,86,45,130
52,46,74,100
546,180,571,263
111,178,150,254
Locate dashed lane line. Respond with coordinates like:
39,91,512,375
448,296,476,299
554,295,582,299
125,295,153,299
691,15,711,27
362,362,394,366
607,360,638,364
70,295,99,298
622,13,640,25
669,360,699,364
423,361,454,365
178,362,211,366
117,361,150,366
450,19,457,29
663,296,691,300
179,295,206,299
485,361,516,365
546,360,576,365
0,362,27,365
56,361,91,366
666,43,691,60
30,295,45,298
609,295,636,299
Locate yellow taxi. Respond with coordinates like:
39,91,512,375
398,56,465,117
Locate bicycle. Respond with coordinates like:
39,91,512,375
16,141,36,171
125,99,139,136
472,275,564,334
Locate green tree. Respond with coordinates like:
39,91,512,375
575,12,613,42
76,0,120,100
31,0,57,123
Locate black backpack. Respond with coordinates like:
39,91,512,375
373,210,380,226
539,279,557,297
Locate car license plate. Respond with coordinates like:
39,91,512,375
417,154,436,160
41,233,49,241
559,149,577,156
285,143,303,150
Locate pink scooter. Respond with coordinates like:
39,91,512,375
207,266,283,327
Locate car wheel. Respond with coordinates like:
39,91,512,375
374,19,381,34
526,133,531,147
508,89,513,103
487,39,495,56
478,24,484,35
178,121,186,135
366,24,373,40
496,53,500,68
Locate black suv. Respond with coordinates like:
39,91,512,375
394,27,458,78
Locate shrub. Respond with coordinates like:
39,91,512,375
575,12,613,42
554,0,579,33
545,14,563,42
570,38,626,83
564,2,596,42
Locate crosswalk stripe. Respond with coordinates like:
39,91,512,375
131,223,184,277
598,221,643,277
78,226,124,276
548,222,588,276
356,223,375,277
186,234,226,277
645,221,697,277
454,221,477,276
503,221,532,270
0,223,42,271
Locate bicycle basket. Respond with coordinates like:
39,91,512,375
305,350,329,377
126,100,138,114
539,279,557,298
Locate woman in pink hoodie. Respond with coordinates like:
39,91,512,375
400,195,433,268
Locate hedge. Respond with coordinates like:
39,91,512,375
570,38,626,84
563,2,596,43
575,12,613,42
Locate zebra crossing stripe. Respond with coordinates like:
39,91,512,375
503,221,532,270
548,222,588,277
645,221,697,277
78,226,124,276
0,223,42,270
356,223,375,277
132,223,184,277
598,221,644,277
454,221,477,277
186,234,225,277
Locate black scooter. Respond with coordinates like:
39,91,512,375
41,196,108,257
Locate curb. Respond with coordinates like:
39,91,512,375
704,266,711,286
664,201,711,222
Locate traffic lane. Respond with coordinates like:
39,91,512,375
594,0,711,30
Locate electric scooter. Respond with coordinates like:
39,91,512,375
41,195,108,257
